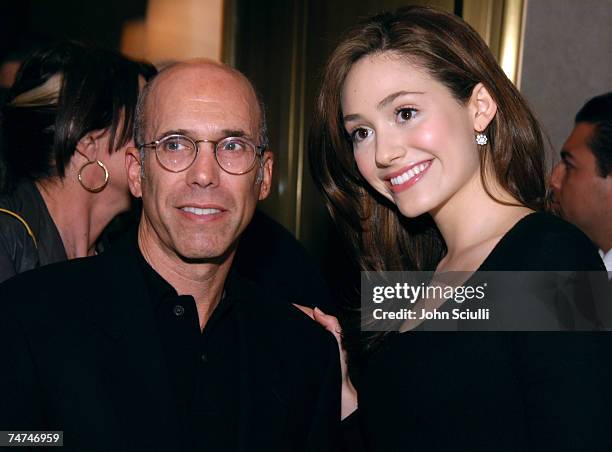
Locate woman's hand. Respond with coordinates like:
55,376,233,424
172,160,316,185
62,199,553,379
293,304,358,420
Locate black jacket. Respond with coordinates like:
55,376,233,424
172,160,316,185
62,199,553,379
0,233,341,452
0,180,66,282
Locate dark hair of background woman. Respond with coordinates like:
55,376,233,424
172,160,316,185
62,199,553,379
309,6,548,273
0,41,156,193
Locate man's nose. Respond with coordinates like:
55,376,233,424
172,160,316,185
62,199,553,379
375,133,406,167
549,162,563,192
186,143,220,187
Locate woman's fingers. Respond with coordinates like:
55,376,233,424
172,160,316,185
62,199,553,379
293,303,315,320
294,304,343,346
313,307,342,337
292,304,357,419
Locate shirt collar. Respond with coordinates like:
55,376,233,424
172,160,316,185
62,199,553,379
136,246,180,309
599,249,612,275
134,241,249,310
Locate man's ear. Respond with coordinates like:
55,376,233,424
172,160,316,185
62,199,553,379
257,150,274,201
469,83,497,132
126,146,143,198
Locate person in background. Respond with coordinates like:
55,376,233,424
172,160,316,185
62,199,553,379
550,92,612,273
0,41,156,282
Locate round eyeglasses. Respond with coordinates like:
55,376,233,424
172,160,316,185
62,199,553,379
139,134,265,174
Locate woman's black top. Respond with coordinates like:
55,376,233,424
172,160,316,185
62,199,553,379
0,180,67,283
353,213,611,451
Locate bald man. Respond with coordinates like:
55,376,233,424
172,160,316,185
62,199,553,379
0,61,340,452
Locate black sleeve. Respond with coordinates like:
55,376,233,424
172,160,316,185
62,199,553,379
303,333,342,452
510,332,612,451
340,410,367,452
0,215,39,283
234,209,336,314
526,223,605,272
529,227,610,328
0,242,17,283
0,218,19,283
0,285,45,430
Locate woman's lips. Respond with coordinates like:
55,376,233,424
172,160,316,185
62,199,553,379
386,160,433,193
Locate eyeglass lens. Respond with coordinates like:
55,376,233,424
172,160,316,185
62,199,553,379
156,135,257,174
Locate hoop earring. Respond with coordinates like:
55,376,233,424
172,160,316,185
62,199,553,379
475,133,488,146
78,160,109,193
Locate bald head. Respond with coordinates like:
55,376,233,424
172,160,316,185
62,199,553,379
134,60,267,150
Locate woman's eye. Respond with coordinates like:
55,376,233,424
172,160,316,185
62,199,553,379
350,128,372,143
396,108,417,122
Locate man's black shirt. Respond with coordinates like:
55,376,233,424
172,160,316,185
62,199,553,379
0,229,341,451
138,250,242,451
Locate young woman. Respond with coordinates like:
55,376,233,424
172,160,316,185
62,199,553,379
0,42,156,282
308,6,610,451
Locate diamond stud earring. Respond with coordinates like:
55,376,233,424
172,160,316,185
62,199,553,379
475,133,488,146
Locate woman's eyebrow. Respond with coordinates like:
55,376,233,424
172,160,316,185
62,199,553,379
343,113,362,123
343,91,425,122
377,90,424,109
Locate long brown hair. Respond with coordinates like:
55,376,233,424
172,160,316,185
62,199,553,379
309,6,547,272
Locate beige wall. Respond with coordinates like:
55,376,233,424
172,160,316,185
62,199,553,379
520,0,612,163
231,0,457,259
122,0,224,65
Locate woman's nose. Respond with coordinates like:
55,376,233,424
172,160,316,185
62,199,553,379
375,133,406,167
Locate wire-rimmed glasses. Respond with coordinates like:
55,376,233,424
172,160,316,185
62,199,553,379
139,134,265,174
